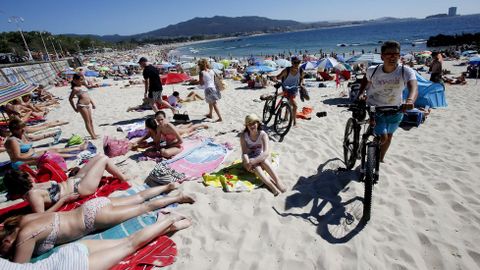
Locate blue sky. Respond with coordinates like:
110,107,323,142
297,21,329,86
0,0,479,35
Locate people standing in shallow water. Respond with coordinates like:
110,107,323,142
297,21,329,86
240,114,286,196
68,74,98,139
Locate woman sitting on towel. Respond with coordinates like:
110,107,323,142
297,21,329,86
240,114,286,196
4,118,86,170
0,190,193,263
68,74,98,140
2,154,133,213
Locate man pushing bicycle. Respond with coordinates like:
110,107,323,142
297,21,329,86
358,41,418,162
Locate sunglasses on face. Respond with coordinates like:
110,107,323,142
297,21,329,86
293,61,301,64
383,52,400,57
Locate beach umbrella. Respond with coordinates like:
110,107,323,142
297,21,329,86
301,61,318,70
317,57,339,69
211,62,225,70
334,63,352,71
245,65,276,74
159,63,175,69
336,55,346,63
263,60,277,68
219,59,231,68
468,56,480,66
402,53,415,61
275,59,292,68
346,53,382,65
161,73,191,85
181,62,196,69
84,70,99,77
462,50,478,56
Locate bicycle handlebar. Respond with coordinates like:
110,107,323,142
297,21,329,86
337,103,403,113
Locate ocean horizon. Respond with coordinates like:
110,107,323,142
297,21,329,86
171,14,480,59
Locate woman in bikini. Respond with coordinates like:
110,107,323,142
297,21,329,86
69,74,98,139
4,118,86,170
240,114,286,196
0,184,194,263
3,153,134,213
154,111,184,158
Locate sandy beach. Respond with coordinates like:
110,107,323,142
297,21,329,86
1,59,479,270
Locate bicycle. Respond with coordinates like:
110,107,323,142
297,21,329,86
262,82,293,137
338,100,403,222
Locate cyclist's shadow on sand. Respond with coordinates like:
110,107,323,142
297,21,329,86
274,158,367,243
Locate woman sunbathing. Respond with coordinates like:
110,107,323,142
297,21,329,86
0,184,194,263
0,211,190,270
240,114,286,196
3,154,130,213
4,118,86,170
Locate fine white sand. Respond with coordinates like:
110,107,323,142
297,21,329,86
1,60,479,269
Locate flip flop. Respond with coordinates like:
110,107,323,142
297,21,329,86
53,130,62,145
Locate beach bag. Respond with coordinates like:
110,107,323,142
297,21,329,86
66,134,84,147
145,163,186,187
37,151,67,171
173,112,190,123
214,74,225,91
401,109,424,127
103,136,130,158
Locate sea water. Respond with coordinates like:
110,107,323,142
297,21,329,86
172,14,480,59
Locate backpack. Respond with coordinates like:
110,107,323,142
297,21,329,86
103,136,130,158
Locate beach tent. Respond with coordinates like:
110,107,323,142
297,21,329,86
161,73,191,85
0,82,37,106
403,72,447,108
262,60,277,68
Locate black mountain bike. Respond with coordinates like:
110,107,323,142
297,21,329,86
338,101,403,222
262,83,293,137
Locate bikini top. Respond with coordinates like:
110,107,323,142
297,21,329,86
16,213,60,256
47,181,60,204
7,136,33,153
160,133,178,145
74,87,89,98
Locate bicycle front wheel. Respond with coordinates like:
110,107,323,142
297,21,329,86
363,144,377,223
343,118,359,169
274,102,293,137
262,99,274,124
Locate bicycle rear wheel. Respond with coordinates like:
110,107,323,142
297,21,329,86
262,99,274,124
274,102,293,137
343,118,359,169
363,144,377,223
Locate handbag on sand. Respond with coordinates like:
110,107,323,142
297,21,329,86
145,163,186,186
173,112,190,122
103,136,130,158
214,74,226,91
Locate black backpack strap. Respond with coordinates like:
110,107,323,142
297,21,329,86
370,64,381,81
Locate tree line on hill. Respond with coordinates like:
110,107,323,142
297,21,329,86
427,33,480,47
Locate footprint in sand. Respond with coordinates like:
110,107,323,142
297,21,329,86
450,201,468,212
408,190,434,205
408,199,426,218
434,182,451,191
468,250,480,268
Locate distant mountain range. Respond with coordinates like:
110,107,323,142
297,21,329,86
63,15,421,43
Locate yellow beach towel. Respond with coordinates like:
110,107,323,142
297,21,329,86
203,153,279,192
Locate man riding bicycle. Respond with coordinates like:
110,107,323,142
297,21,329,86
358,41,418,162
275,56,304,126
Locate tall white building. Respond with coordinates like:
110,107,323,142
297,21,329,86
448,7,457,16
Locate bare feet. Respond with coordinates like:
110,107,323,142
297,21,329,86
178,192,195,204
205,114,212,119
214,118,223,122
165,182,179,192
159,210,192,232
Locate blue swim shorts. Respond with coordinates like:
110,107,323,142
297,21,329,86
374,112,404,135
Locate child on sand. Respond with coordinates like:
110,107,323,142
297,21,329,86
240,114,286,196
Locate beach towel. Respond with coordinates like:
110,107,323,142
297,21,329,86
296,107,313,120
0,177,130,221
163,138,229,178
202,153,279,192
32,184,178,267
117,121,145,132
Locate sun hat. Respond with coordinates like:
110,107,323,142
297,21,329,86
245,114,261,125
138,57,148,63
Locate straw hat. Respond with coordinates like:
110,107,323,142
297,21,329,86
245,114,261,125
